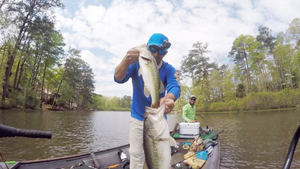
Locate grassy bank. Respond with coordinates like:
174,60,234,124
199,107,298,114
196,88,300,112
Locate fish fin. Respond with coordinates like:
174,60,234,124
159,81,165,94
144,86,150,98
143,163,149,169
158,104,166,118
138,67,141,76
133,44,147,51
169,136,177,147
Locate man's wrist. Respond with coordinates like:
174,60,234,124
165,93,175,100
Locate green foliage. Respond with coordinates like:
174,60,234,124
7,91,25,108
206,100,243,112
58,52,95,109
90,94,131,111
180,42,217,83
229,35,261,93
199,89,300,112
286,18,300,42
90,94,105,110
0,1,98,110
179,18,300,113
0,0,70,109
1,0,300,113
222,69,235,101
174,84,190,112
24,90,40,109
236,84,246,98
242,88,298,110
256,26,276,52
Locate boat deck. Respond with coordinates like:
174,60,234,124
171,138,220,169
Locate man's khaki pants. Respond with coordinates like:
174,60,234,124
129,117,148,169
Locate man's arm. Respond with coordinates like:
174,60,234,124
160,64,180,114
114,49,139,82
160,73,180,114
165,65,180,100
114,58,130,82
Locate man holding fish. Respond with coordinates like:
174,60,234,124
114,33,180,169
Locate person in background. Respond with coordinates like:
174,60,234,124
182,95,197,123
114,33,180,169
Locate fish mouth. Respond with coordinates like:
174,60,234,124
141,56,151,61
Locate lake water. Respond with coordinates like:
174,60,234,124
0,109,299,169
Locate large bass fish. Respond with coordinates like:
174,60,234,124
135,44,175,169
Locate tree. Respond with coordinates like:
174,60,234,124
60,50,95,109
229,35,258,93
1,0,63,106
272,43,295,89
286,18,300,87
256,26,276,52
180,42,217,84
30,17,65,108
222,69,235,101
78,62,94,108
236,84,246,98
119,95,131,108
286,18,300,44
180,42,218,109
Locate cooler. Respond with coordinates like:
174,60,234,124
179,122,200,136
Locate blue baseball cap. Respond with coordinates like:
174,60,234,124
147,33,171,53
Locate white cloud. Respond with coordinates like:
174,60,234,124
55,0,300,96
95,82,133,97
81,50,113,71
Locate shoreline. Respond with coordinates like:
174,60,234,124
0,105,131,112
1,105,297,113
199,106,298,114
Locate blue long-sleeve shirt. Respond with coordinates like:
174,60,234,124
114,61,180,121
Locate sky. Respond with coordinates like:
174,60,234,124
54,0,300,97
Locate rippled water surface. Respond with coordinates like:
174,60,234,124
0,109,299,169
203,110,300,169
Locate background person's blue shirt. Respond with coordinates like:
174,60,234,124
114,61,180,121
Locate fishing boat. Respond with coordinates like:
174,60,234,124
0,142,219,169
0,124,221,169
1,122,299,169
4,121,299,169
1,143,220,169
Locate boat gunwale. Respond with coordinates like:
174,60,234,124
16,144,129,164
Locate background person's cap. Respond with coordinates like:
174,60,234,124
190,95,197,99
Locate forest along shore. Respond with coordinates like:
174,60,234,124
1,1,300,113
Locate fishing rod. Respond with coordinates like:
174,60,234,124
0,124,52,139
282,125,300,169
0,124,52,169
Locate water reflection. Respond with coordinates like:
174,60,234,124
0,110,130,160
90,111,129,151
